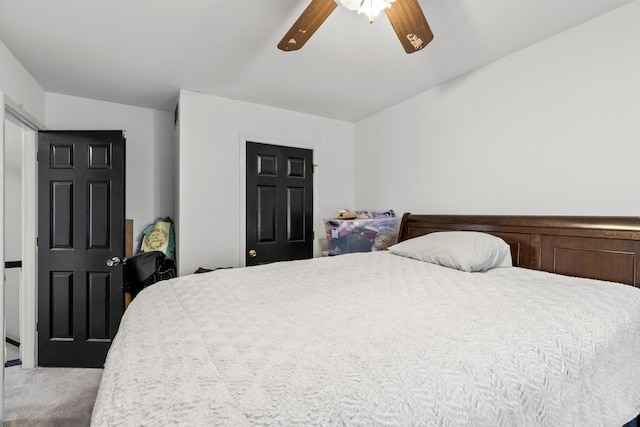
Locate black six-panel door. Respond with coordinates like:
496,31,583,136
246,142,313,266
37,130,125,368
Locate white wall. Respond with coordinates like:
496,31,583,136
0,39,45,123
46,93,175,242
178,90,354,275
354,1,640,216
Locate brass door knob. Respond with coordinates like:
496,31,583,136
249,249,257,257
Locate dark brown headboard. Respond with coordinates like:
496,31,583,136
398,213,640,287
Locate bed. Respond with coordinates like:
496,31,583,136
91,214,640,426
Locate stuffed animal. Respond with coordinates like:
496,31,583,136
332,209,369,220
372,232,398,251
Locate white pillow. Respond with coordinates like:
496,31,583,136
388,231,513,272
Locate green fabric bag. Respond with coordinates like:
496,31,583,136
139,217,176,260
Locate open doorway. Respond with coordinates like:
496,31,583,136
4,113,23,367
2,95,41,422
3,97,41,372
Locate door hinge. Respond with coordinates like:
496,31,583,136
313,230,315,240
312,164,317,174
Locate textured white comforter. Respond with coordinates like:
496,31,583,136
91,252,640,426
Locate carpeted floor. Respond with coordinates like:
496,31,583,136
4,366,102,427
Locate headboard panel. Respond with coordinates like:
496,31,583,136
398,213,640,287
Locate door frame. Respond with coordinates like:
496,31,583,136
238,134,319,267
3,95,43,371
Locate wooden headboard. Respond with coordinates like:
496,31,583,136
398,213,640,287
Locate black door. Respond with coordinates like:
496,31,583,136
37,130,125,367
246,142,313,266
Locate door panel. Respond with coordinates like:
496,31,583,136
287,187,305,241
38,130,125,368
50,271,73,339
246,142,313,266
51,181,74,247
257,185,277,242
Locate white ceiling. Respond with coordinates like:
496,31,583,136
0,0,632,122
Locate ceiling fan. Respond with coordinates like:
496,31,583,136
278,0,434,54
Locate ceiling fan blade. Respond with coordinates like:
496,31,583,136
384,0,434,54
278,0,338,52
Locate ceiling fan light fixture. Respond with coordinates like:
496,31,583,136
358,0,395,22
336,0,362,10
336,0,396,22
279,0,432,54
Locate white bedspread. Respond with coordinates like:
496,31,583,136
91,252,640,426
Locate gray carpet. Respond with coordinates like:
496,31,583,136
4,366,102,427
